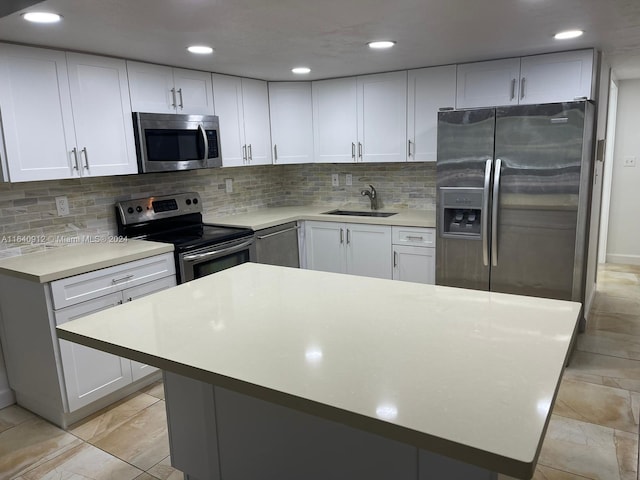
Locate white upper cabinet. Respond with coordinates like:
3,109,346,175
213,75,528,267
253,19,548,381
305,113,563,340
127,61,214,115
456,50,595,108
407,65,456,162
269,82,314,164
0,44,136,182
313,71,407,164
212,74,271,167
519,50,594,105
66,53,137,177
0,44,76,182
312,77,358,163
456,58,521,109
357,71,407,163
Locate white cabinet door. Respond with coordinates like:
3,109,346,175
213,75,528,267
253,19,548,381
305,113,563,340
456,58,521,108
0,44,76,182
357,71,407,163
269,82,314,164
127,61,176,114
173,68,214,115
393,245,435,284
304,221,346,274
407,66,456,162
242,78,272,165
67,53,137,177
212,74,246,167
55,292,133,412
519,50,594,105
312,77,358,163
124,276,176,382
346,224,392,279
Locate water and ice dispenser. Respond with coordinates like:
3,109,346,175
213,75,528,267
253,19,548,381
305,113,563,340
439,187,484,238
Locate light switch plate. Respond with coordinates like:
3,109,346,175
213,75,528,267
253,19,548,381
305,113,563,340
623,156,636,167
331,174,339,187
55,196,69,216
345,174,352,186
225,178,233,193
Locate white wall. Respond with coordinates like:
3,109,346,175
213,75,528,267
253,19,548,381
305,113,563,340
606,79,640,265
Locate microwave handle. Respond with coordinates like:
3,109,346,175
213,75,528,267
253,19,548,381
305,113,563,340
198,123,209,162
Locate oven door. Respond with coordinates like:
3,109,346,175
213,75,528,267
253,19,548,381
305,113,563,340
178,236,256,283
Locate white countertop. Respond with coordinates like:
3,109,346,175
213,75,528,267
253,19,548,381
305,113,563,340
203,206,436,230
57,263,580,478
0,240,174,283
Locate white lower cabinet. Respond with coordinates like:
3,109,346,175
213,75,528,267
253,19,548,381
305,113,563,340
392,227,436,284
304,221,392,279
0,252,176,427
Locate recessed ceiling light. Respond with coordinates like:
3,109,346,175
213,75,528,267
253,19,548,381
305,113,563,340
554,30,584,40
368,40,396,49
22,12,62,23
292,67,311,74
187,45,214,54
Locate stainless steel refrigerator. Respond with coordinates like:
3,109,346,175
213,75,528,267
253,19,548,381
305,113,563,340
436,101,595,305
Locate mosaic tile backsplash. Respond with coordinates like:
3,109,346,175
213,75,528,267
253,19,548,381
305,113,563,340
0,162,435,257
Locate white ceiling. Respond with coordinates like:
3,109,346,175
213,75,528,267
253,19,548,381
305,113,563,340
1,0,640,81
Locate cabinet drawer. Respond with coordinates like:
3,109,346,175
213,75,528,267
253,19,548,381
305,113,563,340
50,252,175,309
392,227,435,247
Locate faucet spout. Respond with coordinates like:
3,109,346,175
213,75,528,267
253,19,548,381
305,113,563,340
360,184,379,210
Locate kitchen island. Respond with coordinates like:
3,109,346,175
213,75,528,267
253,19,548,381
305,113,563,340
56,263,581,480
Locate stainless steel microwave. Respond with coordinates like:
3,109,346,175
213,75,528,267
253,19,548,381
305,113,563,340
133,112,222,173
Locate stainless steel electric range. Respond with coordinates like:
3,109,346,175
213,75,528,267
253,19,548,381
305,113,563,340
116,193,255,283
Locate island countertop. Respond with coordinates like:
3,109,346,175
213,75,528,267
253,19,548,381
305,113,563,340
0,239,174,283
57,263,580,479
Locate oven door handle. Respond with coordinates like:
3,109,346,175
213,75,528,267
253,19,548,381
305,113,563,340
198,123,209,162
182,239,254,261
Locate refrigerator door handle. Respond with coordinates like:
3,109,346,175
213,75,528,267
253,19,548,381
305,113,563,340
491,158,503,267
482,159,492,267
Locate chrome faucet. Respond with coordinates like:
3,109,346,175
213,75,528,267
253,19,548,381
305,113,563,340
361,184,378,210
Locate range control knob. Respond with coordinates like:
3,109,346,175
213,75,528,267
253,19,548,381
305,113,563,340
186,199,192,205
193,198,198,204
136,206,143,213
127,207,134,214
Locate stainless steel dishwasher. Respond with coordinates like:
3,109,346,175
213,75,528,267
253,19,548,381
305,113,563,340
254,222,300,268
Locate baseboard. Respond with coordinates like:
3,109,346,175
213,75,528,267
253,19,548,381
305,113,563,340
0,387,16,409
606,254,640,266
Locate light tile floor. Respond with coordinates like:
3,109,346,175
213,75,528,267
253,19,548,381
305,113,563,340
0,263,638,479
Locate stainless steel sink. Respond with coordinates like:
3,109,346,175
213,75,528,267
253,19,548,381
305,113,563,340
323,209,397,218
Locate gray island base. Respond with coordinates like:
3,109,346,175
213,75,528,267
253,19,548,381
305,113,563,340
56,263,581,480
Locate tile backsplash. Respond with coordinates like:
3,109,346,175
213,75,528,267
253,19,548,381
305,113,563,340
0,162,435,257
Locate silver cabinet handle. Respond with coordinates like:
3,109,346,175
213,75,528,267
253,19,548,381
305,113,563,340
71,148,79,170
112,274,134,284
198,123,208,162
510,79,516,100
117,299,123,305
126,297,132,302
346,228,351,244
256,225,300,240
491,158,502,267
482,159,492,267
351,142,356,161
393,250,398,268
358,142,363,161
274,144,278,162
242,144,247,164
408,140,413,158
177,88,184,109
520,78,526,100
406,235,423,241
81,147,89,170
170,88,177,108
340,228,344,244
248,144,253,162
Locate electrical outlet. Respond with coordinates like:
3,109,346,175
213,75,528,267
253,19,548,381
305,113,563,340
623,156,637,168
55,196,69,216
225,178,233,193
331,173,339,187
345,174,352,186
